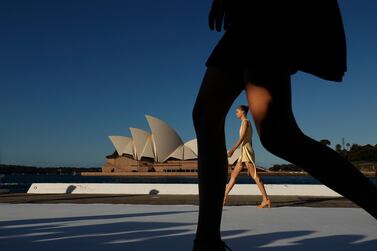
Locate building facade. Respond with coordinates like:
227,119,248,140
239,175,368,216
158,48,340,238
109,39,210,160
102,114,266,174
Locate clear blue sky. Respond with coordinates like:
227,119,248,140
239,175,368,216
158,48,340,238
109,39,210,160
0,0,376,168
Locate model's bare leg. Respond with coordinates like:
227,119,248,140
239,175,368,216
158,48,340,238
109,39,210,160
224,161,243,205
192,66,244,242
243,67,377,219
246,161,269,202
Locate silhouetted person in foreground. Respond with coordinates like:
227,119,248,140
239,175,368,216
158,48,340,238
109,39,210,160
192,1,377,250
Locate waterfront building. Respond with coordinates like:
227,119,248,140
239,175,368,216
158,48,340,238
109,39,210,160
103,114,266,174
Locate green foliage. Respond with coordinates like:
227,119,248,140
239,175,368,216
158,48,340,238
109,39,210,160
346,144,377,161
319,139,331,146
335,144,342,152
268,143,376,172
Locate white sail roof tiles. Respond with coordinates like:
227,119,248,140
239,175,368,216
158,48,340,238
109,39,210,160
184,139,197,156
166,144,184,160
145,114,184,162
108,136,132,156
141,135,155,159
124,139,135,157
129,128,153,161
183,145,197,160
109,115,240,165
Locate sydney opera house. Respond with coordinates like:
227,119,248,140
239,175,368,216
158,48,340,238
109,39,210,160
102,114,264,174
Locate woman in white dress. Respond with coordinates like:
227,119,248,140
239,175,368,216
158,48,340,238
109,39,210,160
224,105,270,208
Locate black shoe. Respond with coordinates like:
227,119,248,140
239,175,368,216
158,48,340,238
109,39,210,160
192,239,232,251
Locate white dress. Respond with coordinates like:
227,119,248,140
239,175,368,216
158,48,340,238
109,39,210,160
237,119,256,178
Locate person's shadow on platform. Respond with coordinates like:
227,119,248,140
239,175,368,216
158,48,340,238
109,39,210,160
0,209,376,251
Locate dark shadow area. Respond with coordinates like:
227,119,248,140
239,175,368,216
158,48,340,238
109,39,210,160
272,197,348,208
0,210,196,228
0,211,375,250
226,231,377,251
149,189,159,196
65,185,76,194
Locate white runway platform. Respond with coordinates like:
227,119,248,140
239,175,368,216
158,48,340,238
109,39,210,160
27,183,342,197
0,203,376,251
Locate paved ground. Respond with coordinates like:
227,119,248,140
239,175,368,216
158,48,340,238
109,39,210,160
0,193,359,208
0,203,376,251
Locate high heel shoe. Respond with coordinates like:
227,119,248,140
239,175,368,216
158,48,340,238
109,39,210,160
257,198,271,208
192,239,233,251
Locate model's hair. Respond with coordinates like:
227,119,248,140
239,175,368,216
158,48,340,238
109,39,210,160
238,105,249,115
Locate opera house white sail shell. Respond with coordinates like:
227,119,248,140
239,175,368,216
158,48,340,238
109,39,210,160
108,136,134,157
129,128,155,161
145,115,185,162
107,114,243,173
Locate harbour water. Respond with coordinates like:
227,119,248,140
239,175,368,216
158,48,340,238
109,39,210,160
0,174,375,193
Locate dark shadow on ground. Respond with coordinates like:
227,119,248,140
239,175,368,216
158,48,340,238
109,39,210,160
272,197,348,207
0,210,375,251
0,210,196,227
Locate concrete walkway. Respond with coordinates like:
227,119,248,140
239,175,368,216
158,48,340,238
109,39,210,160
0,203,376,251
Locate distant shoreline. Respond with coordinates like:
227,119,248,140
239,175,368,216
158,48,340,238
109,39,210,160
1,163,375,178
80,171,376,178
80,171,308,177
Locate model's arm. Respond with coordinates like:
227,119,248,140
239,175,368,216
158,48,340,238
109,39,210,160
230,120,247,152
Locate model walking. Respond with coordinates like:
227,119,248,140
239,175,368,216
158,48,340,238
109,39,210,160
224,105,270,208
192,1,377,250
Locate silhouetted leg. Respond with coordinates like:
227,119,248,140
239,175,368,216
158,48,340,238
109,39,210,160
243,67,377,219
192,66,244,242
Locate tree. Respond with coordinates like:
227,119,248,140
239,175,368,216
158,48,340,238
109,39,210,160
320,139,331,146
346,142,351,150
335,144,342,152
